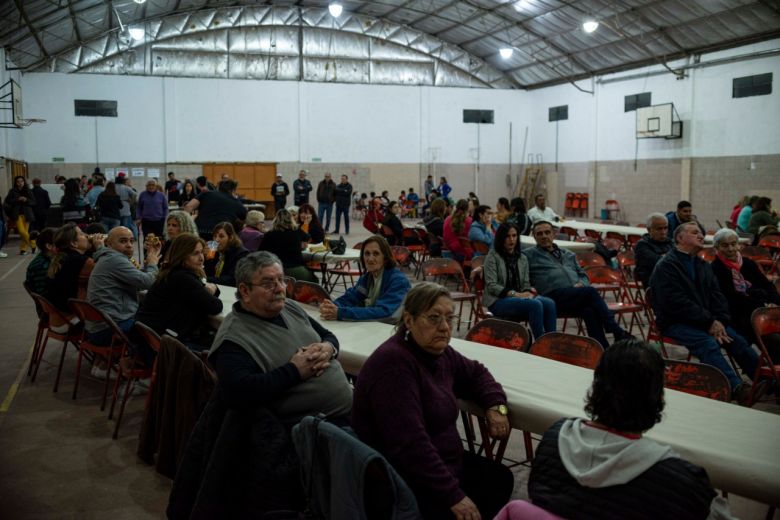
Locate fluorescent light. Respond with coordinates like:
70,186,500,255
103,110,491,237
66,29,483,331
133,0,147,4
499,48,514,59
582,20,599,33
513,0,532,12
128,27,145,40
328,3,343,17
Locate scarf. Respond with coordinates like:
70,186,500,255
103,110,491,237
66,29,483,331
215,252,226,277
502,251,522,292
716,252,751,294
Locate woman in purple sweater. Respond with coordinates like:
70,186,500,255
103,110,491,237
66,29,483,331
352,282,514,519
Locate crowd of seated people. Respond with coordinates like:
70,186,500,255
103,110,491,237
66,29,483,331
17,173,780,519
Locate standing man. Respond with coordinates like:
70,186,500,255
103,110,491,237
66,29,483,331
334,174,353,235
136,179,168,238
526,194,560,223
634,213,673,287
665,200,705,239
525,220,631,349
424,175,435,200
293,170,313,206
86,176,105,208
115,173,138,239
165,171,182,205
271,174,290,215
649,222,762,405
316,172,336,232
31,179,52,232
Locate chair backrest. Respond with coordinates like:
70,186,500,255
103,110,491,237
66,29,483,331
23,280,46,321
134,321,162,353
470,240,490,254
292,280,331,305
69,299,131,344
605,231,626,244
559,226,578,239
465,318,530,351
663,359,731,401
421,258,468,291
617,250,635,268
528,332,604,369
752,306,780,357
697,247,716,262
576,251,607,268
32,291,74,326
627,234,643,248
391,245,412,266
740,245,771,260
584,265,622,285
758,235,780,252
584,229,602,240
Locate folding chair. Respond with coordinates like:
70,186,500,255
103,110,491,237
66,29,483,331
402,228,427,271
470,239,490,256
421,258,476,331
584,266,645,337
464,318,530,463
758,235,780,258
68,299,129,410
559,226,578,240
663,359,731,402
584,229,602,241
468,255,492,324
605,232,626,249
575,251,606,268
29,293,82,393
325,243,362,292
528,332,604,369
23,281,48,377
626,234,643,250
292,280,331,306
750,307,780,405
391,245,413,270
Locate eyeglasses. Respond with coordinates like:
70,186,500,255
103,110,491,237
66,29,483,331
247,278,287,291
421,313,457,328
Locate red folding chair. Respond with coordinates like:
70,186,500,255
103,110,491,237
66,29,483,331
576,251,606,268
559,226,578,240
29,293,82,393
68,299,128,410
529,332,604,369
750,307,780,405
292,280,331,306
468,255,492,324
663,359,731,402
326,242,362,292
391,245,413,270
697,247,716,262
584,266,645,337
23,281,49,377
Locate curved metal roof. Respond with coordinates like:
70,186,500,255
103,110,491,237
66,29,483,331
2,0,779,89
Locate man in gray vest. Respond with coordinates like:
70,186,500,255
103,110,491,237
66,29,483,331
209,251,353,425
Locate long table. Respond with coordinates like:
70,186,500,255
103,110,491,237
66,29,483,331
561,219,749,245
408,223,594,252
215,287,780,507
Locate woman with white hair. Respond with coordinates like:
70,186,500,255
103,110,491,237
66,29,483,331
240,210,265,251
711,228,780,347
161,210,198,261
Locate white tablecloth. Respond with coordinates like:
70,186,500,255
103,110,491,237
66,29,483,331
302,246,361,264
215,287,780,506
561,220,748,245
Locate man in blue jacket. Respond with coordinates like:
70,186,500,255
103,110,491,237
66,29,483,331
649,221,763,405
525,221,631,349
665,200,705,240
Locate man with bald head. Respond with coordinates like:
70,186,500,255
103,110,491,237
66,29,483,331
86,227,160,359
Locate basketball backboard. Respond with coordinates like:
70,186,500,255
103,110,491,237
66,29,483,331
636,103,682,140
0,79,23,128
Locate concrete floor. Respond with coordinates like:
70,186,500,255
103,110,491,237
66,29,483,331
0,219,777,518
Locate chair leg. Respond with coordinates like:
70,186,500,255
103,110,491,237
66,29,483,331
112,376,135,439
28,324,45,376
460,411,476,454
71,349,84,399
54,338,70,394
100,357,114,411
108,367,124,420
523,431,535,462
31,333,50,382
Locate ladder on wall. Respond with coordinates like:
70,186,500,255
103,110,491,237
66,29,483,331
517,153,544,206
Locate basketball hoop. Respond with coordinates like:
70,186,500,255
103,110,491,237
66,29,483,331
18,118,46,127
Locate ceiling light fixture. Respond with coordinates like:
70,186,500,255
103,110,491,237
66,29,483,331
513,0,532,12
582,20,599,33
328,3,343,17
133,0,147,4
128,27,145,40
499,48,514,59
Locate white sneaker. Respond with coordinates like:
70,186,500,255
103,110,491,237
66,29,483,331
90,364,114,380
0,251,7,258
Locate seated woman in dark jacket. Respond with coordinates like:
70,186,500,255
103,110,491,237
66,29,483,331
529,339,736,520
381,201,404,246
258,209,317,283
711,228,780,348
422,198,447,257
205,221,249,287
46,223,101,323
135,234,223,351
297,203,324,244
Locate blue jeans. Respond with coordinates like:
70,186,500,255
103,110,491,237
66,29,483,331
101,217,120,231
318,202,333,231
547,286,625,349
334,206,350,234
0,219,5,246
489,295,557,340
120,216,138,239
664,323,759,390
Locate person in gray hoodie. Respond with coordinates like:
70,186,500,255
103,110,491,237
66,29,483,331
528,339,736,520
86,226,160,367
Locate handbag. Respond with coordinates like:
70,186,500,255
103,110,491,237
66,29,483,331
329,236,347,255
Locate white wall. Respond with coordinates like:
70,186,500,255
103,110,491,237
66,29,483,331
17,38,780,166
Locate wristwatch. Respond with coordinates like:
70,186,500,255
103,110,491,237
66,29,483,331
490,404,508,416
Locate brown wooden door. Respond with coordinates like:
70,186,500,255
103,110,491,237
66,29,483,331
202,163,278,212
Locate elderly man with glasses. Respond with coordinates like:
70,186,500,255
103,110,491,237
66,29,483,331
209,251,353,422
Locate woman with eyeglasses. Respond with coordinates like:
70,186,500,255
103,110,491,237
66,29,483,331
352,282,514,520
135,234,223,351
319,235,410,323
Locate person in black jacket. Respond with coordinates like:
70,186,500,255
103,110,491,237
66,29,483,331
711,228,780,351
135,234,223,351
292,170,313,206
634,212,673,287
184,179,247,240
4,176,37,254
333,174,353,235
271,174,290,214
381,201,404,246
205,222,249,287
649,222,762,405
529,339,736,520
95,181,123,231
31,178,51,232
422,198,447,257
258,209,317,283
